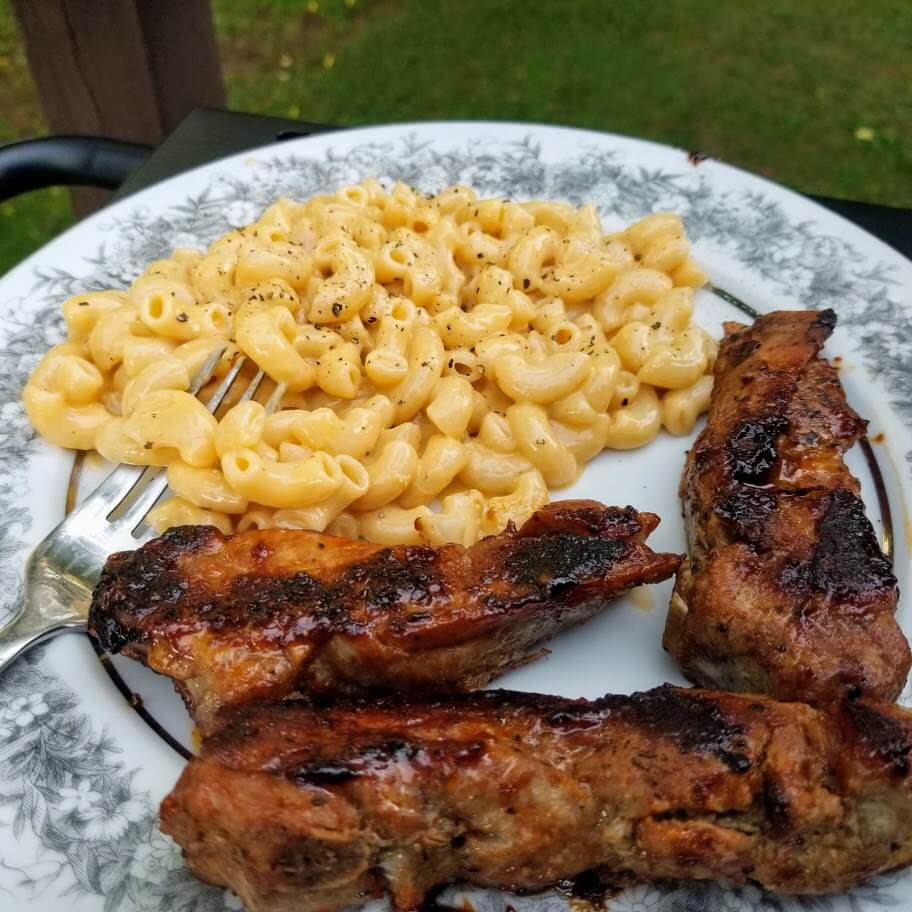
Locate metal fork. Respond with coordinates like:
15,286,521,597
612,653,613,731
0,348,285,673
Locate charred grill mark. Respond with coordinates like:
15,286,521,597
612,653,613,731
216,572,331,626
547,688,752,772
720,336,760,370
810,490,895,600
844,699,912,778
714,487,777,542
231,688,755,774
518,504,644,540
157,524,223,554
90,601,145,654
291,763,360,786
335,548,444,614
94,543,449,645
574,505,642,537
89,525,221,651
616,688,752,772
289,741,421,786
762,776,793,832
780,491,896,603
727,415,789,484
287,739,486,788
232,549,446,624
810,308,837,335
501,533,630,595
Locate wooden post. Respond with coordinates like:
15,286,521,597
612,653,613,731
10,0,225,215
133,0,226,134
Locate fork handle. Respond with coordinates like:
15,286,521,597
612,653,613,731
0,617,87,674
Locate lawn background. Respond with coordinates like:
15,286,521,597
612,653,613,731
1,0,909,276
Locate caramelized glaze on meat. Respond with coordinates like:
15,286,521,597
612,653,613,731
89,501,679,731
664,310,910,702
160,686,912,911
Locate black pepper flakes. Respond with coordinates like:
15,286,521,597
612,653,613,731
176,312,189,323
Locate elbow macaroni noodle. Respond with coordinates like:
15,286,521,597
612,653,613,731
23,182,714,546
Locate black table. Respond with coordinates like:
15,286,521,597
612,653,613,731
112,107,911,261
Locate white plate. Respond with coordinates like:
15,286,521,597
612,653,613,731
1,122,911,912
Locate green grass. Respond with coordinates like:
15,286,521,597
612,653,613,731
0,5,76,275
2,0,911,275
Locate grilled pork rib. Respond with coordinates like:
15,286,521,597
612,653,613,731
89,501,679,731
161,686,912,911
664,309,910,702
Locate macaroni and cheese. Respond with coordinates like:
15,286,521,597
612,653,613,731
23,181,714,547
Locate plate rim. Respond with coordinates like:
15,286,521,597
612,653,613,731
3,120,911,290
